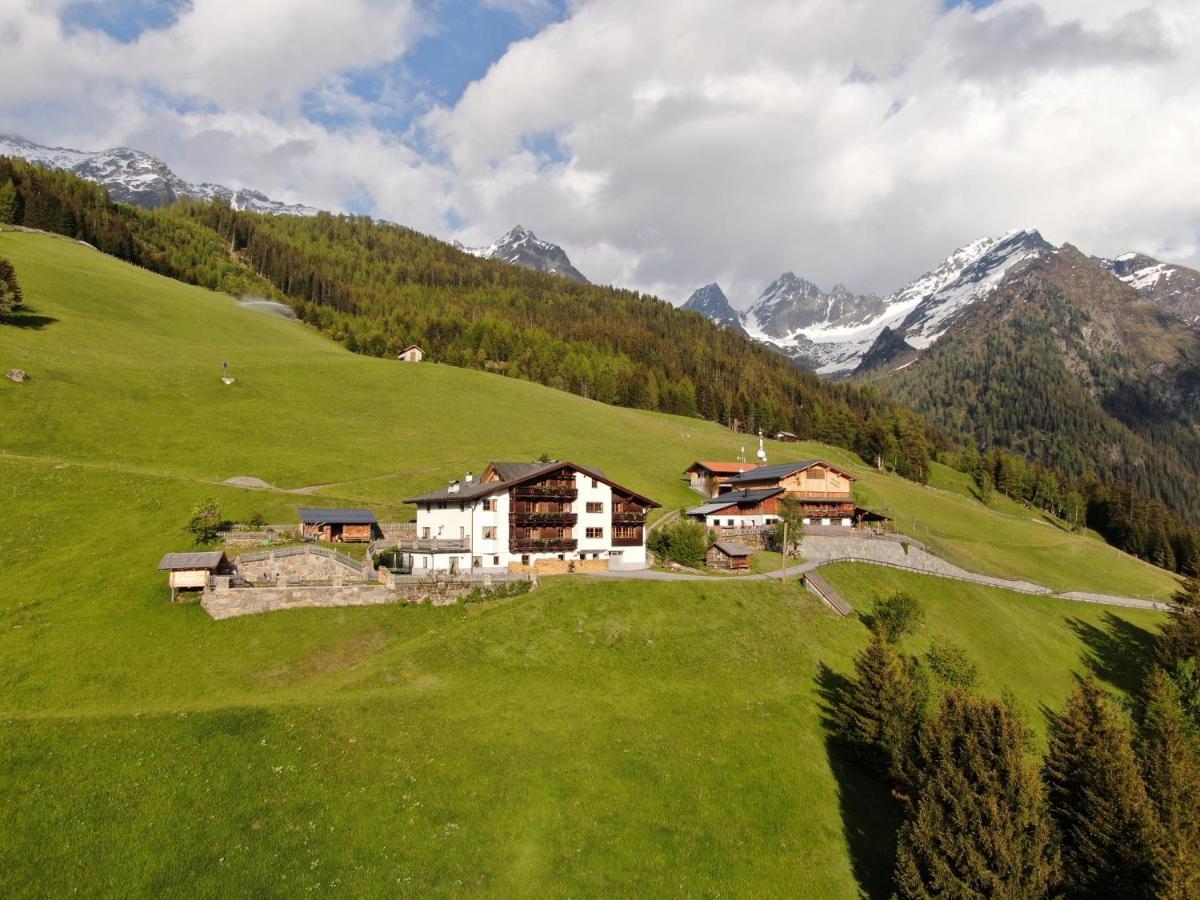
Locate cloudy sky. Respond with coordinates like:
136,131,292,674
3,0,1199,305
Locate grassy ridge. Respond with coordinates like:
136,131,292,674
0,231,1176,597
0,231,1174,895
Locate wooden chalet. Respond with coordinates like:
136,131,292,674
723,459,859,526
298,507,380,543
683,460,758,497
707,540,753,571
398,345,424,362
158,551,232,601
687,488,784,531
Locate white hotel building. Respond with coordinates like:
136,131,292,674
402,461,659,573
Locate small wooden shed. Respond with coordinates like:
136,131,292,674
298,507,380,543
775,431,799,443
398,345,424,362
707,540,753,571
158,551,232,600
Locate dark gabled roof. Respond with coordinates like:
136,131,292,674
700,488,785,511
297,507,378,524
727,459,857,485
158,551,228,571
405,460,659,508
712,540,754,557
489,460,559,482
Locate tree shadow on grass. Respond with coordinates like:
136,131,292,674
815,662,904,899
0,306,57,330
1067,612,1159,698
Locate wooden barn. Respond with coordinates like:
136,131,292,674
298,508,380,543
158,551,232,601
707,540,753,571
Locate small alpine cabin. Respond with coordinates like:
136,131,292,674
707,540,753,570
158,551,232,601
683,460,758,497
398,345,424,362
298,508,380,543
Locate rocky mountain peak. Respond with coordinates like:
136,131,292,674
0,134,318,216
461,225,589,283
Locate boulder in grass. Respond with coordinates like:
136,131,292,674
6,368,27,383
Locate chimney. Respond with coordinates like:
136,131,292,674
465,472,474,485
448,480,460,495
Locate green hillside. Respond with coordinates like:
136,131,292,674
0,231,1176,896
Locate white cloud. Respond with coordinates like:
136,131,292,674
426,0,1200,303
2,0,1200,306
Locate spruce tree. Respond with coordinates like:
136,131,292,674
0,256,21,314
835,624,922,788
0,179,16,225
1138,668,1200,899
1156,576,1200,717
1044,678,1159,898
894,691,1057,899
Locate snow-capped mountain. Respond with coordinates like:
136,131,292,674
682,283,745,334
1100,252,1200,326
0,135,318,216
691,229,1056,374
460,226,588,283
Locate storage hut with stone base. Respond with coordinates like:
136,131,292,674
298,508,380,543
707,540,753,571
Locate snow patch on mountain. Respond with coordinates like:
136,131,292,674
0,135,318,216
687,229,1055,374
459,226,588,282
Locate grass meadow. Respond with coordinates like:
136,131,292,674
0,231,1172,896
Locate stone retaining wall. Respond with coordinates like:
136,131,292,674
203,574,532,619
799,534,1050,595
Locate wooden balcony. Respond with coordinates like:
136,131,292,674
510,538,578,552
611,511,647,525
512,484,578,501
611,535,643,547
511,511,577,527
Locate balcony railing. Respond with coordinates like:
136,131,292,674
611,535,643,547
510,538,578,552
511,512,577,526
512,484,578,501
611,511,647,524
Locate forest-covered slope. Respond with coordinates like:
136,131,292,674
0,155,937,482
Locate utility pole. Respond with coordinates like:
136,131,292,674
779,520,788,582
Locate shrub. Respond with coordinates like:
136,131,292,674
926,640,979,689
648,518,710,568
872,592,925,643
186,498,228,545
246,511,267,529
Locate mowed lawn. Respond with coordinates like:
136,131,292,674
0,231,1174,896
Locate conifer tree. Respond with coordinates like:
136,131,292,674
0,179,16,224
1044,678,1159,898
0,256,21,314
894,691,1057,898
835,624,922,788
1156,576,1200,718
1138,667,1200,899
